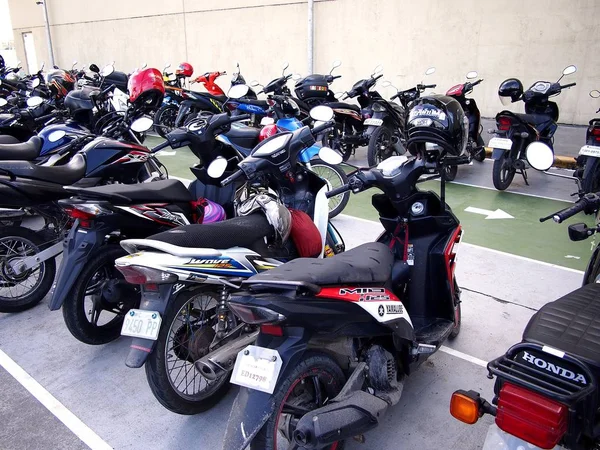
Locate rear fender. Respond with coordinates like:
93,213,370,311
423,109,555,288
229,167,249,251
222,328,310,450
48,220,115,310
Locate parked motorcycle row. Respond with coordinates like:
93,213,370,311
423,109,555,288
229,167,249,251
2,56,600,450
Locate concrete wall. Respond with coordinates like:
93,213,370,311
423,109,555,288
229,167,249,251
7,0,600,124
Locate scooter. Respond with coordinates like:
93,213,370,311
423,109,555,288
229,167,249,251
576,89,600,194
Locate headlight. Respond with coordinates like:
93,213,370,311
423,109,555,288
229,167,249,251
372,103,386,112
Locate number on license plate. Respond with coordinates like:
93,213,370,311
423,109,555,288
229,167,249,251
579,145,600,157
488,137,513,150
364,118,383,126
230,345,283,394
120,309,162,340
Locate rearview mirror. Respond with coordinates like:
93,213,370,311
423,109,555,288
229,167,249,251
318,146,343,165
381,80,392,88
310,105,334,122
207,157,228,179
372,65,383,76
332,60,342,69
27,96,44,108
282,61,289,72
466,71,478,79
140,63,147,70
526,141,554,171
89,64,100,73
101,64,114,77
48,130,66,142
164,62,171,69
563,65,577,76
425,67,436,76
292,73,302,81
31,78,41,88
130,117,154,133
590,90,600,99
228,84,250,99
72,60,78,69
249,80,260,87
0,98,7,107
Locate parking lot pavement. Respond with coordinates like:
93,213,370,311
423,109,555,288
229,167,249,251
0,214,583,450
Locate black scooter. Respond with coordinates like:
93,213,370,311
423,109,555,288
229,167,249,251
576,89,600,194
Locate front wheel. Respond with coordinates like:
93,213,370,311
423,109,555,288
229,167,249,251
0,226,56,313
492,152,516,191
153,104,179,138
310,159,350,219
251,353,346,450
581,157,600,194
367,126,393,167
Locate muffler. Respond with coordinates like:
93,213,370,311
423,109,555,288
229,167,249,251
194,330,258,381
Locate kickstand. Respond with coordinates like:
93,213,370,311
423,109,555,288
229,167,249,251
520,169,529,186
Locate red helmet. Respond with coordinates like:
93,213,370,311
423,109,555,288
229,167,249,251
127,68,165,108
259,124,279,142
176,62,194,77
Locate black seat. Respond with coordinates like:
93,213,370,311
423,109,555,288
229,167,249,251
64,90,94,113
0,137,43,161
326,102,361,112
514,113,553,127
246,242,394,286
147,214,273,250
67,179,192,204
0,135,20,144
523,283,600,368
0,153,86,185
224,125,260,151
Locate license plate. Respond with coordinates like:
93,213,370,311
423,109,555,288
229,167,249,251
364,118,383,126
488,137,513,150
120,309,162,340
579,145,600,157
230,345,283,394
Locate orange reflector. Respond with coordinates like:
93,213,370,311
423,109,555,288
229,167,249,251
450,391,480,425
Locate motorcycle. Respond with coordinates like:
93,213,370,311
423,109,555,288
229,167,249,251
575,89,600,194
112,106,346,414
446,71,486,164
220,100,468,448
489,65,577,191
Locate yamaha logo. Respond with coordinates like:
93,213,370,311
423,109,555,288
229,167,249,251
521,351,587,385
378,305,385,317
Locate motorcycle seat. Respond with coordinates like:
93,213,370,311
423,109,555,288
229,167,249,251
0,135,20,144
523,283,600,369
514,112,553,127
0,153,85,185
0,136,42,160
245,242,394,287
224,126,260,150
66,179,192,204
146,214,273,250
326,102,360,112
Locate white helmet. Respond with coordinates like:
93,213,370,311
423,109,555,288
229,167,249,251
236,191,292,244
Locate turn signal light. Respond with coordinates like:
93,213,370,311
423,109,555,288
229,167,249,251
116,265,177,285
450,390,481,425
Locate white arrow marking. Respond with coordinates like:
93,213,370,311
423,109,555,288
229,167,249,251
464,206,514,220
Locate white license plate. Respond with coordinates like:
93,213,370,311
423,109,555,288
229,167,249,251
230,345,283,394
120,309,162,340
488,137,513,150
364,118,383,126
579,145,600,157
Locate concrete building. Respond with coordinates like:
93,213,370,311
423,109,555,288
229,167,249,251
5,0,600,124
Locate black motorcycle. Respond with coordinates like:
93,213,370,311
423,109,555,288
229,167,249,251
489,65,577,190
575,89,600,194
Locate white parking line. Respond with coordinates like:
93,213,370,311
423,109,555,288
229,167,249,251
440,346,488,368
0,348,112,450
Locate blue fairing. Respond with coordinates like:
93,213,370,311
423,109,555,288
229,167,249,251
38,122,89,155
234,103,267,115
298,143,321,163
277,117,302,131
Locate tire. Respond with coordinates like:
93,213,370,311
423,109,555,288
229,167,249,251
583,244,600,285
473,135,486,162
581,157,600,194
153,104,179,138
251,353,346,450
310,159,350,219
322,122,353,162
449,280,461,340
61,245,138,345
444,165,458,181
367,126,393,167
145,286,232,414
492,152,516,191
0,226,56,313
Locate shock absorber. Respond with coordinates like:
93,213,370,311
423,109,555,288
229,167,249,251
216,285,229,338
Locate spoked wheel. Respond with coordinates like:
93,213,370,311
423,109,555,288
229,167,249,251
492,152,516,191
145,287,233,414
62,246,138,344
252,353,346,450
322,123,354,162
310,158,350,219
0,226,55,313
153,104,179,138
367,126,394,167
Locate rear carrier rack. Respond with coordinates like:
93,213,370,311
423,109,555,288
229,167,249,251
488,343,596,405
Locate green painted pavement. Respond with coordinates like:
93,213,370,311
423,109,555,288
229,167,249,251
148,136,595,271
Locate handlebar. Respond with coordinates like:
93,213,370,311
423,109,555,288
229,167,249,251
540,193,597,223
390,92,399,100
151,140,171,153
331,75,341,81
34,110,60,124
471,79,484,87
221,169,244,187
326,184,351,198
561,82,576,89
421,84,436,90
374,74,383,81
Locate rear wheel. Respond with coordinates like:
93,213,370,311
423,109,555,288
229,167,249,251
310,159,350,219
492,152,516,191
322,122,353,162
251,353,345,450
0,226,56,313
581,157,600,194
153,104,179,138
367,126,393,167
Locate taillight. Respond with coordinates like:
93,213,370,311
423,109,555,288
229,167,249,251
228,303,286,325
62,203,109,228
115,265,178,285
260,324,283,336
591,127,600,142
497,117,512,131
495,383,568,449
444,226,463,295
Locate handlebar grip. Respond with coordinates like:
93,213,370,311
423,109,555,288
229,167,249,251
326,184,350,198
561,82,576,89
100,83,116,97
552,201,587,223
424,84,436,89
390,93,400,100
312,120,335,135
152,141,171,153
332,75,342,80
221,169,244,187
374,74,383,81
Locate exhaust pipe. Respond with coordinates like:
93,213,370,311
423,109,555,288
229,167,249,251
194,330,259,381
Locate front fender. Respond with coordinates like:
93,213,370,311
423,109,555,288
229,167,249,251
222,328,310,450
491,148,507,160
48,221,114,310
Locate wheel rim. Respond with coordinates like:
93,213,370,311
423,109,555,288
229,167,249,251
311,164,345,213
158,107,178,133
374,130,392,163
82,266,129,328
273,369,342,450
164,291,228,400
0,236,44,300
